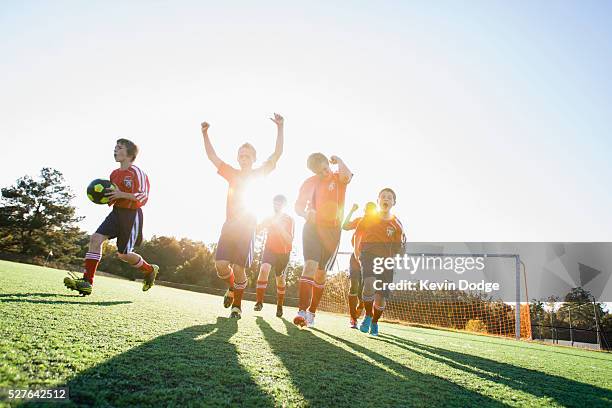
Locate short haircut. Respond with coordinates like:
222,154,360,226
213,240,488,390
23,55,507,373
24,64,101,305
379,187,396,203
116,138,139,161
307,152,328,172
239,143,257,161
273,194,287,204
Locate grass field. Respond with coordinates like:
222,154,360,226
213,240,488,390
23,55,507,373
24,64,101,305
1,260,611,407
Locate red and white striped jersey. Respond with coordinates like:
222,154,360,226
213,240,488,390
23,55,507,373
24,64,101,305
110,165,150,209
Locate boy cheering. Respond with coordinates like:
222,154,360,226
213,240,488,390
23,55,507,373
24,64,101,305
294,153,352,327
201,114,284,319
342,201,377,328
254,194,295,317
64,139,158,295
357,188,405,336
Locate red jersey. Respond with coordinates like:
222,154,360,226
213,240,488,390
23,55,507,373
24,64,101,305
295,172,348,228
110,165,150,209
357,214,405,256
344,216,362,249
264,213,294,254
217,160,275,222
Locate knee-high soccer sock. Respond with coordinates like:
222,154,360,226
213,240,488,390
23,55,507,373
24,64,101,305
217,268,235,289
84,252,101,284
277,285,286,306
373,303,385,323
363,294,375,317
256,280,268,303
348,294,359,320
308,280,325,314
131,255,154,274
298,277,314,311
232,280,247,309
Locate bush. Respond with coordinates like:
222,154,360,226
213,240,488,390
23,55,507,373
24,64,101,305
465,319,487,333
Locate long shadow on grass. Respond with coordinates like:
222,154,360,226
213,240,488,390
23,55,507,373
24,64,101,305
256,317,507,407
377,333,612,407
32,317,275,407
0,293,132,306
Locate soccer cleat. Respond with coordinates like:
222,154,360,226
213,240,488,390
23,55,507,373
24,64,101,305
350,318,358,329
63,272,92,296
360,315,372,333
142,264,159,292
254,302,263,311
305,311,315,328
370,322,379,336
229,307,242,319
276,305,283,318
223,288,234,308
293,310,307,327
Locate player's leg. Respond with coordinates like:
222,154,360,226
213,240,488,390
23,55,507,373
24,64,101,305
348,253,361,328
305,227,340,327
215,221,237,308
370,268,392,336
228,217,256,318
274,253,289,317
359,251,377,333
115,208,158,291
294,223,320,326
255,251,273,311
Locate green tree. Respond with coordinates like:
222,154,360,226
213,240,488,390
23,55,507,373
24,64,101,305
0,168,86,263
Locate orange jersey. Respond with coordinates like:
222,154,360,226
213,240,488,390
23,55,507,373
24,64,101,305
357,214,405,256
264,213,294,254
295,172,348,228
110,165,149,209
218,160,275,221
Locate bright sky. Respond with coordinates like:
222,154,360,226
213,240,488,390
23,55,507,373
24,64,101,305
1,1,611,256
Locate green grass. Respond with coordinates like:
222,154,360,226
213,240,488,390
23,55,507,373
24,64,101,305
1,260,611,407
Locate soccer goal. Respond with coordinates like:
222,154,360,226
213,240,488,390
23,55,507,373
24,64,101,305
319,251,532,340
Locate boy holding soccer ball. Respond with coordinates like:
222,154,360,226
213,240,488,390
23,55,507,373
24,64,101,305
357,188,405,336
201,114,284,319
64,139,158,295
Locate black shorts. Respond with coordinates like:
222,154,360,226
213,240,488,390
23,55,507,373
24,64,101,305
215,216,256,268
302,222,341,272
360,249,393,298
96,207,143,254
261,250,290,277
349,253,361,280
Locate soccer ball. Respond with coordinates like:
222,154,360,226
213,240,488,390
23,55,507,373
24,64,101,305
87,179,116,205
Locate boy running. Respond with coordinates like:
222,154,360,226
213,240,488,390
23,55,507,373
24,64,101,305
342,201,377,328
293,153,352,327
254,194,295,317
357,188,405,336
201,114,284,319
64,139,158,295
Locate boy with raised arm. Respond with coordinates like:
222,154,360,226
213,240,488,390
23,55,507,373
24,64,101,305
201,114,284,319
293,153,352,328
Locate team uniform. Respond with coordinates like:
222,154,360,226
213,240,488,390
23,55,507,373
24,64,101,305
95,165,150,254
255,213,294,312
294,171,350,326
215,160,275,267
357,213,405,336
343,215,369,326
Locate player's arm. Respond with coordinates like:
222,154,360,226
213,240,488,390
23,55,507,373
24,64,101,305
295,181,316,223
330,155,352,184
342,204,359,231
258,113,284,174
201,122,223,170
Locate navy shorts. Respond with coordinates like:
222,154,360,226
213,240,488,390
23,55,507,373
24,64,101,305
261,250,290,277
96,207,143,254
302,222,341,272
215,216,256,268
360,249,393,298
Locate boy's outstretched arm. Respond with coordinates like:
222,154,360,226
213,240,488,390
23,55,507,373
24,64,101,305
266,113,284,165
330,155,352,184
342,203,359,231
201,122,223,169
